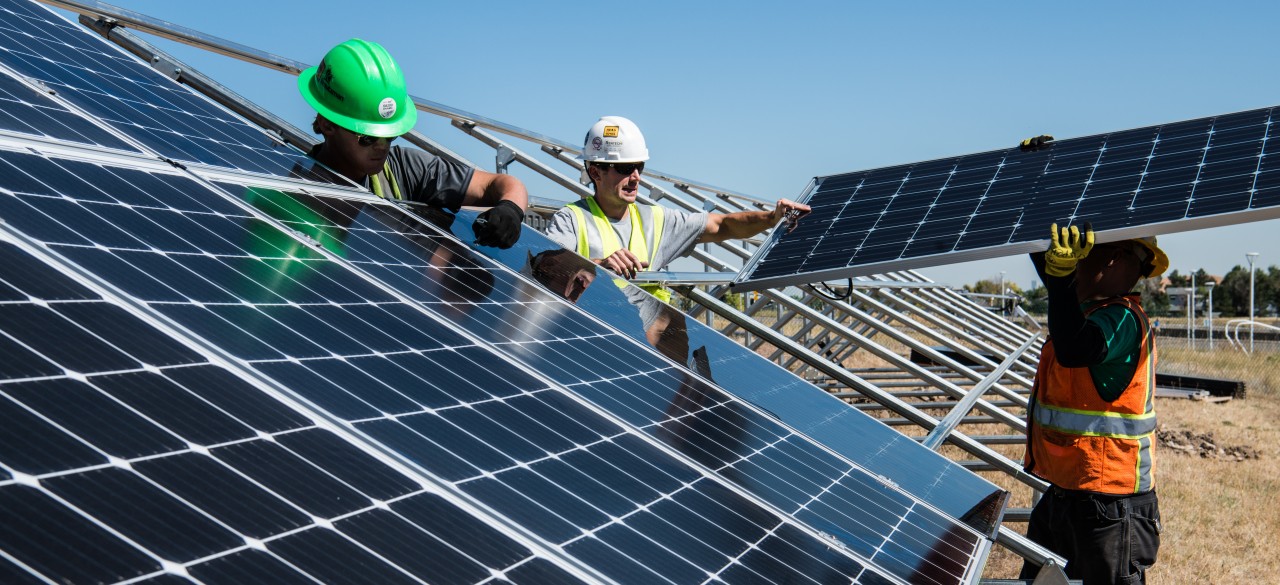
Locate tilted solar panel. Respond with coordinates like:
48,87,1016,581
736,106,1280,290
0,0,335,182
0,143,914,583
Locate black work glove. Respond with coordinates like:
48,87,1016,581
472,200,524,248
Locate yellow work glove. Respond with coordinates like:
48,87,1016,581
1044,222,1094,277
1019,135,1054,151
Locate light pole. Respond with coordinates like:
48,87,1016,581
998,271,1006,313
1182,272,1192,348
1247,252,1260,353
1206,280,1215,350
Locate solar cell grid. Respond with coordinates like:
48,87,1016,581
0,67,138,150
0,237,579,584
1,145,902,583
739,105,1280,290
0,0,338,182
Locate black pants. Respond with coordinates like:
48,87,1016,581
1019,487,1161,585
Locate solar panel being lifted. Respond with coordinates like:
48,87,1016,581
736,106,1280,290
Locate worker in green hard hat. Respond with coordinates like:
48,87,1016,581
299,38,528,248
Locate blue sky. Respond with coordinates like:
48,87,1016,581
66,0,1280,290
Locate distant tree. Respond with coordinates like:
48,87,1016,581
1021,284,1049,314
1218,265,1250,316
1137,277,1170,316
1166,269,1188,288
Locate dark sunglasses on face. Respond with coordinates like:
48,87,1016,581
346,128,398,147
597,161,644,175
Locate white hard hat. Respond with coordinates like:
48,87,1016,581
581,116,649,164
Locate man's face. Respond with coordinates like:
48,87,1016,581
590,162,644,205
319,119,396,179
1076,242,1141,299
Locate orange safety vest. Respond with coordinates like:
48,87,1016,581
1025,294,1157,494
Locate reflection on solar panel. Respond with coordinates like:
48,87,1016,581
440,208,1006,536
0,0,335,181
737,106,1280,290
214,188,995,582
0,0,1002,582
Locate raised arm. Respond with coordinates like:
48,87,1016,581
698,199,810,244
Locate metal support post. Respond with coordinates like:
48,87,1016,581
922,334,1039,450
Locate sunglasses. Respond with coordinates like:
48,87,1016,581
345,128,398,147
596,162,644,175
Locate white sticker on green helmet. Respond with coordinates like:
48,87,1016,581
378,97,397,119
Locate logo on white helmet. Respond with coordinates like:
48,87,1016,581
591,137,603,151
378,97,397,119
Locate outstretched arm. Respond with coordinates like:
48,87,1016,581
698,199,810,243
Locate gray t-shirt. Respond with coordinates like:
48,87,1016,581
544,200,709,271
308,144,474,211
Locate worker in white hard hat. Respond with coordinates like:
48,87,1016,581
1021,223,1169,585
544,116,811,302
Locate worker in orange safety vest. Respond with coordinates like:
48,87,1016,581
1020,223,1169,585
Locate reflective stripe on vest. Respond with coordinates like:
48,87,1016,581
369,162,402,200
566,198,671,303
1033,403,1157,438
1026,294,1156,494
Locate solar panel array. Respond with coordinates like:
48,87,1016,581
0,1,1002,583
737,105,1280,290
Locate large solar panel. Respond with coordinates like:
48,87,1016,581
0,143,916,584
737,105,1280,290
0,0,338,182
0,0,1005,581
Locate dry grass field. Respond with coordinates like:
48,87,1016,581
980,345,1280,582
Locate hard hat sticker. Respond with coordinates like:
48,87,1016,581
603,126,619,137
378,97,397,119
591,137,603,150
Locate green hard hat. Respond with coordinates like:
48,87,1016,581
298,39,417,137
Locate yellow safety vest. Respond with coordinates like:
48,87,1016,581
369,162,402,200
567,197,671,303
